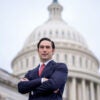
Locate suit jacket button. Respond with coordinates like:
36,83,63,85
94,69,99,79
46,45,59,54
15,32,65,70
31,91,34,95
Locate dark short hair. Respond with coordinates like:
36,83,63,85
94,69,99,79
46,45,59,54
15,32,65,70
37,37,55,49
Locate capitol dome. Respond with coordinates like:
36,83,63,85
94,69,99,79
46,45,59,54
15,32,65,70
23,1,87,49
12,0,100,100
23,19,87,49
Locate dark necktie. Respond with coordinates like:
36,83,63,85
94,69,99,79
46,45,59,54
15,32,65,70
39,64,45,76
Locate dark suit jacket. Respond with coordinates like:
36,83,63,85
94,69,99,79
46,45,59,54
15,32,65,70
18,60,68,100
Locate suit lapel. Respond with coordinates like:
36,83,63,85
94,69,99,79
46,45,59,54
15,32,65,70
33,65,40,78
41,60,56,77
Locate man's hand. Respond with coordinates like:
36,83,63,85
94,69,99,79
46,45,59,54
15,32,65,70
43,78,48,82
41,78,59,93
54,89,59,93
20,78,29,82
41,77,48,83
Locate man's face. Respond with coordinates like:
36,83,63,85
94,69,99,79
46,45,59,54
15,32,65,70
38,40,55,62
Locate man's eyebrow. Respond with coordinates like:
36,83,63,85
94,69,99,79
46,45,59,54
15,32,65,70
40,45,51,47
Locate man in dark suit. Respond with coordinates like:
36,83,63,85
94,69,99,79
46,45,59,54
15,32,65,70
18,37,68,100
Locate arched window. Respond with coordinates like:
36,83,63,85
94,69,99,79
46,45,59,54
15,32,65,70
72,55,75,65
33,56,35,66
65,54,67,62
85,59,88,68
15,62,18,71
56,54,59,61
38,32,41,39
43,32,46,37
50,30,52,36
62,31,64,38
73,33,75,40
79,57,82,67
56,30,58,37
26,58,29,67
67,31,70,39
20,60,23,69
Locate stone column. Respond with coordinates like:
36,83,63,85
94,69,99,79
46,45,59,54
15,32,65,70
63,84,67,100
72,78,76,100
97,84,100,100
82,79,86,100
90,82,95,100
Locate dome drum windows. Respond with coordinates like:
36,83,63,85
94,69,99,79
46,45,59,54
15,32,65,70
43,31,46,37
65,54,67,62
26,58,29,67
79,57,82,67
56,53,59,62
55,30,58,37
49,30,53,37
72,55,75,66
62,31,64,38
33,56,35,66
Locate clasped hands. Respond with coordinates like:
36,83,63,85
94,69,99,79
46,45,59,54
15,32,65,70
20,77,59,93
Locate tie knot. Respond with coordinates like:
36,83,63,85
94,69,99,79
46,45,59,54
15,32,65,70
41,63,45,67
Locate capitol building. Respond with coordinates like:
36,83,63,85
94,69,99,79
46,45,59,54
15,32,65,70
0,0,100,100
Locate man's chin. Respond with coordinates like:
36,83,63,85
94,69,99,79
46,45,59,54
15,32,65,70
41,58,48,62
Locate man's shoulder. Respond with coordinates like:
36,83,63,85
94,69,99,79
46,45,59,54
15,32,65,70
56,62,68,72
57,62,67,67
50,60,67,68
27,66,38,72
46,60,68,72
25,67,38,78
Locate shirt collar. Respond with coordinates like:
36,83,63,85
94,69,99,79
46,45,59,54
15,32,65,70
40,59,52,66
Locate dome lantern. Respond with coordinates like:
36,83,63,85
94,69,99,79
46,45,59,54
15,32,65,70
53,0,58,3
48,0,63,20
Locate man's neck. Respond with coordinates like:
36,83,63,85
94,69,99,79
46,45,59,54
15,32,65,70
40,59,52,66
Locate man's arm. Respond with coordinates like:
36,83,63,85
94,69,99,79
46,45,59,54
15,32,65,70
18,77,41,94
18,70,42,94
18,73,49,94
18,68,49,94
33,63,68,96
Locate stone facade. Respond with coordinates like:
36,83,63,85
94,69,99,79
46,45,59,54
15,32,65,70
0,68,28,100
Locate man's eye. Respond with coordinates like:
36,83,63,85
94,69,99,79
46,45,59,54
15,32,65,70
39,46,51,49
46,46,50,49
39,46,44,48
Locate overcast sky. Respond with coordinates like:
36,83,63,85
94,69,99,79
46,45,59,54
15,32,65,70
0,0,100,73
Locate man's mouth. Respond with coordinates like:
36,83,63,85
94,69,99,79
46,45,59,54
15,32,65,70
42,54,47,56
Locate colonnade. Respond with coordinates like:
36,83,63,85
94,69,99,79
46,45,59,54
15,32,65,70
63,78,100,100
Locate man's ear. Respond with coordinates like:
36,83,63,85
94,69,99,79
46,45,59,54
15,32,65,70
52,49,55,55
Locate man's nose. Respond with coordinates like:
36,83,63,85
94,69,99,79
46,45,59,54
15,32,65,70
43,47,47,51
